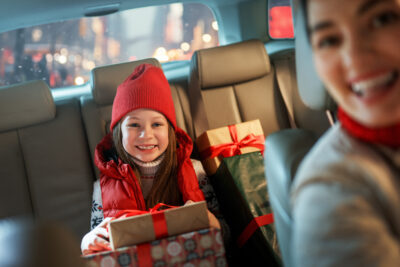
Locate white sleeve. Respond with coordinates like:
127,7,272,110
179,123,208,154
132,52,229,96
191,159,231,244
90,180,104,230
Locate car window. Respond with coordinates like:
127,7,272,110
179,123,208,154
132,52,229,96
0,3,218,89
268,0,294,39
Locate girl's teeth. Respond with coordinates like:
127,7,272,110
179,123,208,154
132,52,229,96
352,72,395,96
138,145,156,150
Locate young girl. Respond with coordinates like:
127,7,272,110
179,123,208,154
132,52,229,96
292,0,400,266
81,63,224,255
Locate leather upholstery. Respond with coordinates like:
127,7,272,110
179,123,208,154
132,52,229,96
0,218,85,267
264,2,334,266
0,81,94,239
189,39,290,137
272,50,331,136
193,40,271,89
264,129,318,267
0,80,55,132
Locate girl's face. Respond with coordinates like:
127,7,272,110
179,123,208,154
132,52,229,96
308,0,400,127
120,109,169,162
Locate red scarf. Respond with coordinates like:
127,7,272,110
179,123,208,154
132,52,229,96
338,108,400,148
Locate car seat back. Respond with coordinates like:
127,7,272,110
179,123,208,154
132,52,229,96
0,80,94,238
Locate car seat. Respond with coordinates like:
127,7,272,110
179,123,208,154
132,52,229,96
263,1,336,266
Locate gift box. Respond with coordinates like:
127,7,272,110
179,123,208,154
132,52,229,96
109,201,219,250
84,228,227,267
211,152,281,266
196,119,265,175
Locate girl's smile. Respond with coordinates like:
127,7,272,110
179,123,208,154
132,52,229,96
120,108,169,162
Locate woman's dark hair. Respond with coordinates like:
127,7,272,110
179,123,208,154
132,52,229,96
112,121,183,209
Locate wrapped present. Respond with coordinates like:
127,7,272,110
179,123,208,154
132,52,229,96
84,228,227,267
196,120,264,175
109,201,219,250
211,152,281,266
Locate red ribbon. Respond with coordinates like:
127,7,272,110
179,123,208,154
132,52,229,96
237,213,274,248
114,203,177,239
137,243,152,267
200,124,265,159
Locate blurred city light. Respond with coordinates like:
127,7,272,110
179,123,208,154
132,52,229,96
58,55,67,64
212,21,218,31
180,42,190,52
75,76,85,85
202,34,212,43
32,28,43,42
153,47,169,62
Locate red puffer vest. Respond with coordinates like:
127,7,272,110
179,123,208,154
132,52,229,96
94,127,205,217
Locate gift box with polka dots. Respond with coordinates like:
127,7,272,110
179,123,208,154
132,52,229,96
84,228,227,267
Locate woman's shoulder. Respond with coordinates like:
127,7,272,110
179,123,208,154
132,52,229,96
292,123,398,202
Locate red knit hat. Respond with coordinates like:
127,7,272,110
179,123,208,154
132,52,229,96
110,63,177,131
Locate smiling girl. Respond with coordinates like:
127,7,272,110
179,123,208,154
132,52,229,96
81,63,224,255
292,0,400,265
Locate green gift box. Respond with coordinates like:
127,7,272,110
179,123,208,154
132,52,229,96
211,152,281,266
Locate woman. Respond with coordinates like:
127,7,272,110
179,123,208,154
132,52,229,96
291,0,400,266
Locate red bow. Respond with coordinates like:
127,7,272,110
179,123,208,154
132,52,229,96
114,203,177,239
200,124,265,159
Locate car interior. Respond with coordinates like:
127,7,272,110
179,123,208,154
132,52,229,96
0,0,335,266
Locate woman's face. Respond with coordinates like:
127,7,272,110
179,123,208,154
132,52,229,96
308,0,400,127
120,108,169,162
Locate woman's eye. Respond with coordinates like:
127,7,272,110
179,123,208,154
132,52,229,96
371,11,399,28
316,35,340,49
129,123,139,127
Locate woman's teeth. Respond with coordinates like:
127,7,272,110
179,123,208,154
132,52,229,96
351,71,397,97
137,145,156,150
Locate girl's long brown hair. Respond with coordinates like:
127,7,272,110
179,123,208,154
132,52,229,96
112,121,183,209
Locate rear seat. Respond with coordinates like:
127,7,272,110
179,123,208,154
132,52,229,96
0,42,330,244
271,49,331,136
0,80,94,239
80,58,196,178
188,39,330,138
188,39,291,138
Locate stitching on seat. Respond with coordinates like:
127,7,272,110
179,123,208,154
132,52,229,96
16,129,36,216
231,84,243,122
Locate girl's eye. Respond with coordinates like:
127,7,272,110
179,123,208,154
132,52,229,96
152,122,163,127
371,11,399,28
129,123,139,127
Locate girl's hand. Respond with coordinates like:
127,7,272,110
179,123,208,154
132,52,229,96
207,209,221,229
81,217,112,255
184,200,194,205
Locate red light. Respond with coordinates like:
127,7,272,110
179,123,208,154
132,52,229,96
269,6,294,39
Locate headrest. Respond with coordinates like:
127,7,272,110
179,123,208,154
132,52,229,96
0,80,55,132
192,39,271,89
293,0,335,111
91,58,161,105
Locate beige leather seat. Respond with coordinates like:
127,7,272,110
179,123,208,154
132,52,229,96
188,39,290,138
0,80,94,239
80,58,195,178
264,2,335,266
271,49,331,136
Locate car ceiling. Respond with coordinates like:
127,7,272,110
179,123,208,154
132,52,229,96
0,0,250,33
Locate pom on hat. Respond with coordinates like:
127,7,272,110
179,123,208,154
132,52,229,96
110,63,176,131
